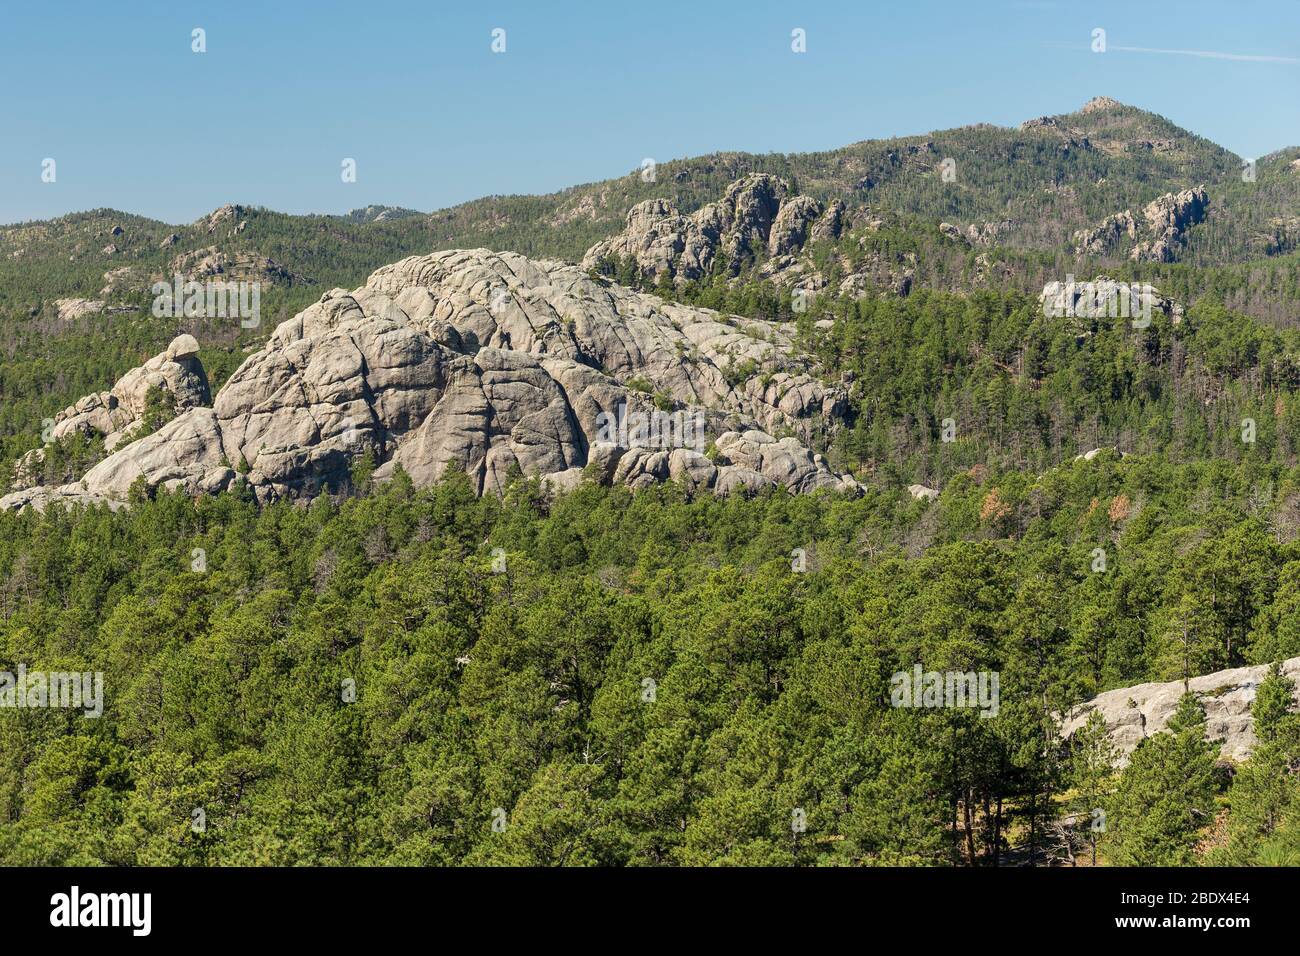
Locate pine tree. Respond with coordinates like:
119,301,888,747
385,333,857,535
1252,663,1297,744
1069,711,1117,865
1211,671,1300,864
1106,693,1220,865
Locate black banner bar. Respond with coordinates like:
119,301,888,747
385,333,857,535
0,866,1280,941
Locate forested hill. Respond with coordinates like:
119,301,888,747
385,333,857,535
3,96,1298,316
3,96,1300,478
3,452,1300,865
5,95,1300,869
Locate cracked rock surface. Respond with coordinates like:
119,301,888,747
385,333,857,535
4,250,858,511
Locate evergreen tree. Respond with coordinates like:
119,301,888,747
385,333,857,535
1106,693,1220,866
1069,711,1117,866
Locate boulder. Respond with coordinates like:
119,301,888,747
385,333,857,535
48,334,211,448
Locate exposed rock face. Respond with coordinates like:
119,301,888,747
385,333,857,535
168,246,300,285
44,334,210,453
1039,275,1185,326
0,485,129,513
940,220,1016,248
76,407,232,501
810,200,846,243
581,174,846,282
4,250,858,511
1072,211,1137,256
585,198,690,279
1128,138,1177,154
768,195,823,256
1074,446,1123,462
1130,186,1209,262
9,447,46,491
345,205,421,223
582,177,917,299
1062,658,1300,766
966,220,1015,246
5,335,211,500
715,174,784,262
53,298,105,321
1080,95,1123,114
1019,115,1059,131
198,204,244,234
908,483,939,501
708,430,849,495
100,266,140,297
583,174,790,280
1072,187,1208,262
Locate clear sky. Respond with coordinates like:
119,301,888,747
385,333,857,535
2,0,1297,225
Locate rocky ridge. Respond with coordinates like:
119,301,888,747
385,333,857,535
7,334,211,497
580,174,916,297
581,174,848,282
1072,186,1209,262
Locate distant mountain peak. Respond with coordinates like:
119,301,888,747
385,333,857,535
195,203,246,228
1080,95,1125,114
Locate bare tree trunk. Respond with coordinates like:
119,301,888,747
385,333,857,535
963,793,977,866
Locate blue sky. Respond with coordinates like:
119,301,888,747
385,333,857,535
2,0,1297,224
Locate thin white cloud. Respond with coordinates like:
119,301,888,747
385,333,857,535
1111,45,1298,64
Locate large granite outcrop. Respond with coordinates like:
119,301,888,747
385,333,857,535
1039,275,1185,326
1129,186,1209,262
3,250,858,511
